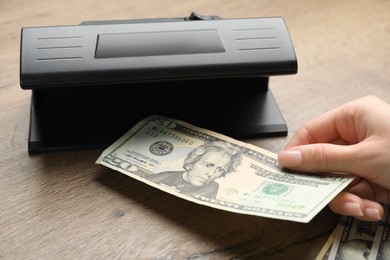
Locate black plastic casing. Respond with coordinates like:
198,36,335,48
19,15,297,153
20,16,296,89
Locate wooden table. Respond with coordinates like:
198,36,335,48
1,0,389,258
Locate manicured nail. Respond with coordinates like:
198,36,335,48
365,207,381,221
344,202,364,217
278,150,302,167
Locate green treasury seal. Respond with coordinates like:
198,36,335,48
262,183,288,195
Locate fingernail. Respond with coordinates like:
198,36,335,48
278,150,302,167
344,202,364,217
365,207,381,220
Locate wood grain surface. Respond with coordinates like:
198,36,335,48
1,0,389,259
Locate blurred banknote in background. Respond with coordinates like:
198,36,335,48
318,204,390,259
96,115,354,223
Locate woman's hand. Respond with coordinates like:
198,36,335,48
278,95,390,221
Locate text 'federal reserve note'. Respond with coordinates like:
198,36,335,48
96,115,354,223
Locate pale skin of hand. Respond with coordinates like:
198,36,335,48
278,95,390,221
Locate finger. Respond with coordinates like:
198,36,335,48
285,101,361,149
329,191,384,221
347,178,390,205
278,143,359,174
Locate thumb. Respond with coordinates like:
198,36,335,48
278,143,359,174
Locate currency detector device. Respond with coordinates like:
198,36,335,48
20,13,298,154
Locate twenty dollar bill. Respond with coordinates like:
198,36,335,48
96,115,354,223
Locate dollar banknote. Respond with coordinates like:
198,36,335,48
96,115,354,223
326,216,377,259
370,205,390,260
319,204,390,259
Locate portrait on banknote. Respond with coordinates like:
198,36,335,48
337,239,372,260
144,141,243,199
